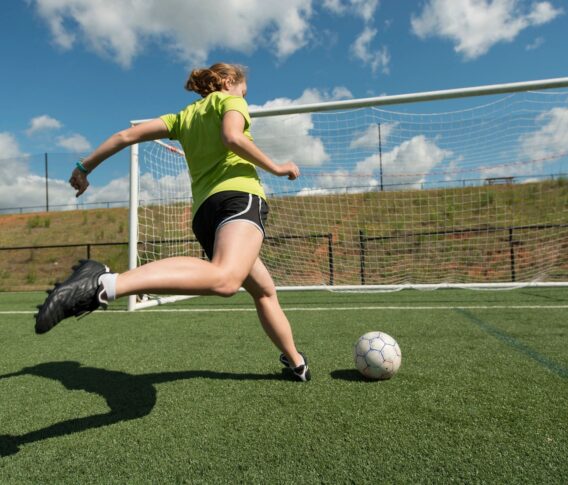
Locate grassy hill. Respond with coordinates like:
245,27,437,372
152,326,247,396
1,179,567,291
0,209,131,291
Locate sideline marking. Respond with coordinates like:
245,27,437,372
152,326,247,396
455,308,568,379
2,304,568,315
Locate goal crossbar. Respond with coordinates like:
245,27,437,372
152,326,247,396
131,77,568,125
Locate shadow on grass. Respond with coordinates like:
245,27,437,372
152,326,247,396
330,369,370,382
330,369,395,383
0,361,284,457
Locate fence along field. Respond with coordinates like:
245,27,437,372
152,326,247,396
0,178,566,292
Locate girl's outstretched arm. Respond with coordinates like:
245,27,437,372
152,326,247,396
69,118,169,197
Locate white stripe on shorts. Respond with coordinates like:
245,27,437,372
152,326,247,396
215,194,264,236
258,197,265,233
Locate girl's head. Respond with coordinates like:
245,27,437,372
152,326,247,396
185,63,247,98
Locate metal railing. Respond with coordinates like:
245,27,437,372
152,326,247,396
1,223,566,290
358,223,568,284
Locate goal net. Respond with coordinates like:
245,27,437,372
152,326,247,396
129,79,568,310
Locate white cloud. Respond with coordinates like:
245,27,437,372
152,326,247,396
520,107,568,161
270,3,313,59
298,87,354,104
0,132,27,161
26,115,63,136
323,1,389,74
81,143,191,205
27,115,91,154
251,87,353,167
0,133,30,190
0,174,76,211
0,130,190,211
350,27,390,74
297,169,378,196
140,172,192,202
82,176,129,205
0,133,44,209
355,135,452,187
527,1,562,24
443,157,464,182
0,133,78,209
526,36,545,50
323,0,380,22
411,0,563,60
331,86,354,100
56,134,92,152
0,168,194,212
349,122,397,150
0,132,72,210
323,0,347,14
31,0,313,67
352,0,380,23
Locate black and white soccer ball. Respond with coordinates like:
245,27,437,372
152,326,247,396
354,331,402,380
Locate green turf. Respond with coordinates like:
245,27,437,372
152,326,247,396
1,289,567,483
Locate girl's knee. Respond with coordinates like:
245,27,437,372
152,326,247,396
211,267,245,297
214,278,242,298
251,285,277,302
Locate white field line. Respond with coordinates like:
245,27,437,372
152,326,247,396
2,305,568,315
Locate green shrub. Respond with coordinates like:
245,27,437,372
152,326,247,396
25,270,37,284
26,216,51,229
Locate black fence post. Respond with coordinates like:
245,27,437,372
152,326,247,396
377,123,384,192
359,229,366,285
87,244,91,260
327,233,334,286
44,153,49,212
508,227,516,282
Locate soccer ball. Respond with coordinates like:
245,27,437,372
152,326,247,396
354,331,402,380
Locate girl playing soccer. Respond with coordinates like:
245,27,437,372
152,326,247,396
35,63,310,381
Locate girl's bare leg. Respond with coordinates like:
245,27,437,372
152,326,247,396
243,259,304,368
115,222,263,298
114,222,304,367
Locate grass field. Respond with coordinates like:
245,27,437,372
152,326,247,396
1,289,567,483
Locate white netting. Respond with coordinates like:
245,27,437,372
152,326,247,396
137,141,200,267
135,89,568,298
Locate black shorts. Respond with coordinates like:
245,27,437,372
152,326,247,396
192,191,269,260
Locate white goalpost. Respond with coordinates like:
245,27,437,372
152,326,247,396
128,78,568,310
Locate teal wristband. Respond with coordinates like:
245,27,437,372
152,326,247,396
76,160,89,174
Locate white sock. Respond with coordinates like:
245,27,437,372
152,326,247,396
98,273,118,302
294,355,305,369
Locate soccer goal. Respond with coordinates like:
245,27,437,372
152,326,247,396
128,78,568,310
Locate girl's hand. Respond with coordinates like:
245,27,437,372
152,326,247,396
276,161,300,180
69,168,90,197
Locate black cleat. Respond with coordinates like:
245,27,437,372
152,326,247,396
35,260,110,334
291,362,311,382
279,352,311,382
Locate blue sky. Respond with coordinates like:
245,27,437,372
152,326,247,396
0,0,567,210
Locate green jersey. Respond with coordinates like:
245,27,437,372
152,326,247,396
160,92,265,215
